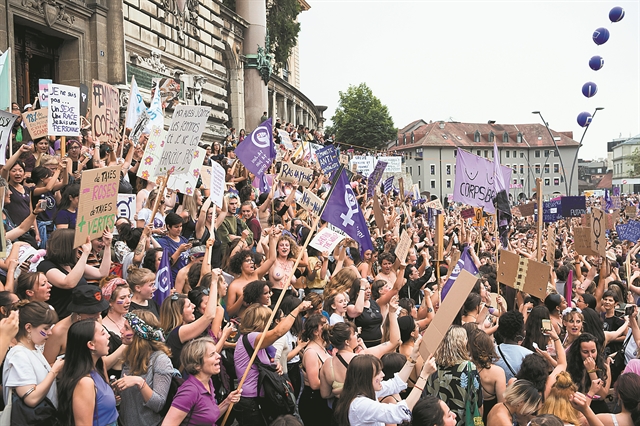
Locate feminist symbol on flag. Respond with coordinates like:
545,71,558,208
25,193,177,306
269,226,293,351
157,265,170,292
340,186,359,226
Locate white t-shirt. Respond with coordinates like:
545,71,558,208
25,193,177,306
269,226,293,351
348,374,411,426
137,208,165,229
3,345,58,408
330,313,345,326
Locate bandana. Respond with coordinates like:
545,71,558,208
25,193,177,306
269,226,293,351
101,278,128,300
562,307,582,316
123,312,166,342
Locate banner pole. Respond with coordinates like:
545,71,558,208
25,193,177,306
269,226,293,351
221,166,345,426
536,178,543,262
150,170,171,222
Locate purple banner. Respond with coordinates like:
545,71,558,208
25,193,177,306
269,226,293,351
316,145,339,177
560,196,586,217
452,149,512,214
235,118,275,178
616,221,640,242
366,160,387,198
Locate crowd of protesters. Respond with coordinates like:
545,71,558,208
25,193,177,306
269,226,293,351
2,102,640,426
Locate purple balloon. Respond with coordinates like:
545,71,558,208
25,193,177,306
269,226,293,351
589,56,604,71
593,27,610,45
577,112,592,127
609,6,625,22
582,82,598,98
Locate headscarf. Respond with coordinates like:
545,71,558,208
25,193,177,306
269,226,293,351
123,312,165,342
101,278,128,301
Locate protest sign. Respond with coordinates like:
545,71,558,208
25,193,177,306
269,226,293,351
0,111,19,165
547,225,556,264
616,221,640,243
590,207,606,256
349,156,375,177
461,208,475,219
625,205,637,219
166,147,204,195
367,160,387,198
612,196,621,210
378,156,401,173
452,149,512,214
235,118,275,178
156,105,210,176
152,77,181,109
517,202,536,217
434,213,444,261
419,269,477,360
117,194,137,222
209,161,226,208
310,227,346,253
48,84,80,136
605,210,619,230
373,194,385,231
75,166,119,247
574,227,596,255
130,110,149,145
560,196,586,217
316,145,339,177
137,126,164,181
426,198,444,212
38,79,52,107
298,188,323,216
91,80,119,142
22,108,48,140
199,166,212,189
339,154,349,165
473,208,485,227
278,162,314,187
277,129,294,150
398,178,405,199
543,199,562,223
497,249,549,300
396,230,412,263
79,84,89,117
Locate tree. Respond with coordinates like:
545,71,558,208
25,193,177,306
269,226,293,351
266,0,301,71
331,83,396,151
628,147,640,176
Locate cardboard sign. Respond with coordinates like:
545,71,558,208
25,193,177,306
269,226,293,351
0,111,19,164
547,225,556,264
373,194,385,231
199,166,212,189
606,210,620,230
22,108,48,140
398,178,405,200
209,161,226,208
497,249,549,300
616,221,640,242
625,205,637,219
434,213,444,261
157,105,211,176
277,129,294,150
310,227,346,253
38,79,52,107
116,194,137,222
48,84,80,136
461,208,475,219
473,207,485,227
574,227,596,256
91,80,119,142
426,198,444,212
396,230,412,263
298,188,323,216
561,196,586,217
517,202,536,217
278,162,314,187
590,207,606,256
543,199,562,223
74,166,120,247
339,154,349,165
419,269,477,360
166,147,205,195
137,126,164,181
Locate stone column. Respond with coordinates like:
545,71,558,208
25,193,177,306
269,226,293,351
236,0,268,130
292,102,297,126
271,88,277,120
282,96,288,123
106,0,126,84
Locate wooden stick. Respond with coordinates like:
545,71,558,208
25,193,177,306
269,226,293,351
536,178,543,262
60,136,66,158
150,171,171,222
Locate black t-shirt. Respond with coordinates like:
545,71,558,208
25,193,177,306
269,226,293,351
352,299,383,345
129,299,160,320
166,326,184,369
603,314,625,354
37,259,88,319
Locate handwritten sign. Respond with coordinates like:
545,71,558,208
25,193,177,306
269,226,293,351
166,147,204,196
156,105,210,176
48,84,80,136
277,129,294,150
461,208,475,219
74,166,120,247
117,194,137,222
396,230,412,263
616,221,640,242
350,155,374,177
38,79,52,107
473,207,485,227
426,198,444,212
625,205,637,219
316,145,339,177
91,80,119,142
590,207,606,256
378,156,402,173
367,160,388,198
0,111,19,165
574,227,595,255
22,108,48,140
199,166,212,189
278,162,314,187
209,161,226,208
606,210,620,230
543,199,562,223
137,126,164,181
560,196,586,217
298,188,323,216
310,227,346,253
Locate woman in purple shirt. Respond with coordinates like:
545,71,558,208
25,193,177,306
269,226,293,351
162,337,241,425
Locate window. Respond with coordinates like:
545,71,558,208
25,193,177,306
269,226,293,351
474,131,481,142
554,164,559,173
544,149,550,157
544,178,550,186
477,150,481,156
520,179,524,186
411,132,415,143
512,165,517,174
446,165,451,175
430,165,435,175
544,164,550,174
406,167,409,173
410,167,413,174
535,164,541,174
453,150,458,157
520,152,524,158
446,180,451,188
535,150,541,158
520,165,524,174
503,132,509,143
554,178,560,186
418,181,421,189
516,132,523,143
489,131,494,142
506,150,510,158
513,179,517,185
409,151,412,159
513,151,517,158
430,180,436,189
484,150,488,158
418,166,421,175
554,149,559,157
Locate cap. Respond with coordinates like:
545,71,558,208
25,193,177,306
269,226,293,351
23,104,33,111
189,245,206,258
68,285,110,314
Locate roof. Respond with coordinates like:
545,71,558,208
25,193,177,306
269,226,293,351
618,134,640,146
596,172,613,189
391,121,580,152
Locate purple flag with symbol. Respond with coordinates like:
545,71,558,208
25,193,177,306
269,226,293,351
442,246,479,300
366,160,387,198
321,170,374,254
235,118,275,178
153,249,172,306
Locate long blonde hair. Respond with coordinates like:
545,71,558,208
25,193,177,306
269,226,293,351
539,372,580,425
124,310,171,376
434,325,469,368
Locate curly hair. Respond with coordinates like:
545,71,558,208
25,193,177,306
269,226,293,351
516,353,552,394
300,313,329,344
229,249,254,275
243,280,270,305
496,310,524,344
469,329,499,370
433,325,469,368
276,235,298,260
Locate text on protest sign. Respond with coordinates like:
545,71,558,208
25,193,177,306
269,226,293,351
590,207,606,256
316,145,339,177
75,166,120,247
277,129,294,150
561,196,587,217
156,105,210,176
22,108,49,140
395,230,412,263
91,80,119,142
137,126,164,181
543,199,562,223
367,160,388,198
378,156,402,173
0,111,19,165
278,162,314,187
209,161,226,208
309,227,346,253
48,84,80,136
166,147,205,196
349,156,374,177
616,221,640,242
298,188,323,216
39,79,52,107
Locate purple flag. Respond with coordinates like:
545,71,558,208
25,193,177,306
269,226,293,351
366,160,387,198
321,170,374,254
235,118,275,177
153,249,172,306
383,176,394,194
605,189,613,211
442,246,479,300
453,149,511,214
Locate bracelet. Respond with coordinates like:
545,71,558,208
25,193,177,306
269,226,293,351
23,386,36,398
586,393,601,400
359,288,366,292
408,356,418,364
587,368,599,374
414,384,424,392
139,380,147,390
552,338,560,342
288,313,296,319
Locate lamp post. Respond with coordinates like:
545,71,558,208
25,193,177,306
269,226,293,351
532,111,570,196
568,107,604,197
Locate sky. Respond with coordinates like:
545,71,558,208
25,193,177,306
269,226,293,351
297,0,639,161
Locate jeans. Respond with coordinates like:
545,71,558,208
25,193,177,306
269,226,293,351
37,220,52,249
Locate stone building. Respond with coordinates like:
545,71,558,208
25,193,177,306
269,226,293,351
0,0,323,142
390,120,580,200
612,134,640,193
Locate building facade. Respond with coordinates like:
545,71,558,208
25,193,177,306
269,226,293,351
0,0,323,142
612,134,640,193
390,120,580,200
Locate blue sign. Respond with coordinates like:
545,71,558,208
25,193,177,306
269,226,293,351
561,196,587,217
543,200,562,223
316,145,339,177
616,221,640,242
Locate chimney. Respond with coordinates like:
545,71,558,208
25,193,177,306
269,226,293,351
439,121,445,129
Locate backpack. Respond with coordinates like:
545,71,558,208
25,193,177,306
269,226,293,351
160,373,185,417
241,335,297,419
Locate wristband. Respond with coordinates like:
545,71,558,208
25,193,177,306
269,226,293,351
587,368,599,374
413,384,424,392
288,313,296,319
408,356,418,364
586,393,601,400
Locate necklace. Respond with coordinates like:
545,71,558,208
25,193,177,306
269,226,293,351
311,340,328,355
105,314,125,333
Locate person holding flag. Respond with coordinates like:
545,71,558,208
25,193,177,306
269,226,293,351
493,143,511,248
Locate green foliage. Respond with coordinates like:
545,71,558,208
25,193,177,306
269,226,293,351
221,0,235,10
267,0,301,71
331,83,396,150
628,148,640,176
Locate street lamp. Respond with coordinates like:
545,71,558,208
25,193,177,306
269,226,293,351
568,107,604,197
532,111,569,196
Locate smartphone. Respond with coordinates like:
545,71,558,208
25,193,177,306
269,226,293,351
38,199,47,210
541,319,552,332
532,342,539,350
614,308,625,318
626,305,635,316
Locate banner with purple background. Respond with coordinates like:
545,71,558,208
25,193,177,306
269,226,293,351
366,160,387,198
316,144,340,177
235,118,275,178
453,149,512,214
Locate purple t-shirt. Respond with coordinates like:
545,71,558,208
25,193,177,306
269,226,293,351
171,374,220,425
234,332,272,398
54,209,77,228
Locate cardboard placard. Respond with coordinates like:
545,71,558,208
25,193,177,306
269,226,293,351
419,269,477,360
473,207,485,227
517,202,536,217
157,105,211,176
373,194,386,232
278,162,314,187
547,225,556,264
396,230,412,263
199,166,212,189
497,249,549,300
590,207,606,256
426,198,444,212
22,108,49,140
298,188,323,216
209,161,226,208
48,84,80,136
339,154,349,165
574,226,596,255
91,80,119,142
0,111,19,163
74,166,120,247
606,210,620,230
625,205,637,219
461,208,475,219
309,227,346,253
434,213,444,261
398,178,405,199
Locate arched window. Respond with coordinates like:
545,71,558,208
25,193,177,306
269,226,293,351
516,132,523,143
488,131,495,142
474,130,480,143
503,132,509,143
